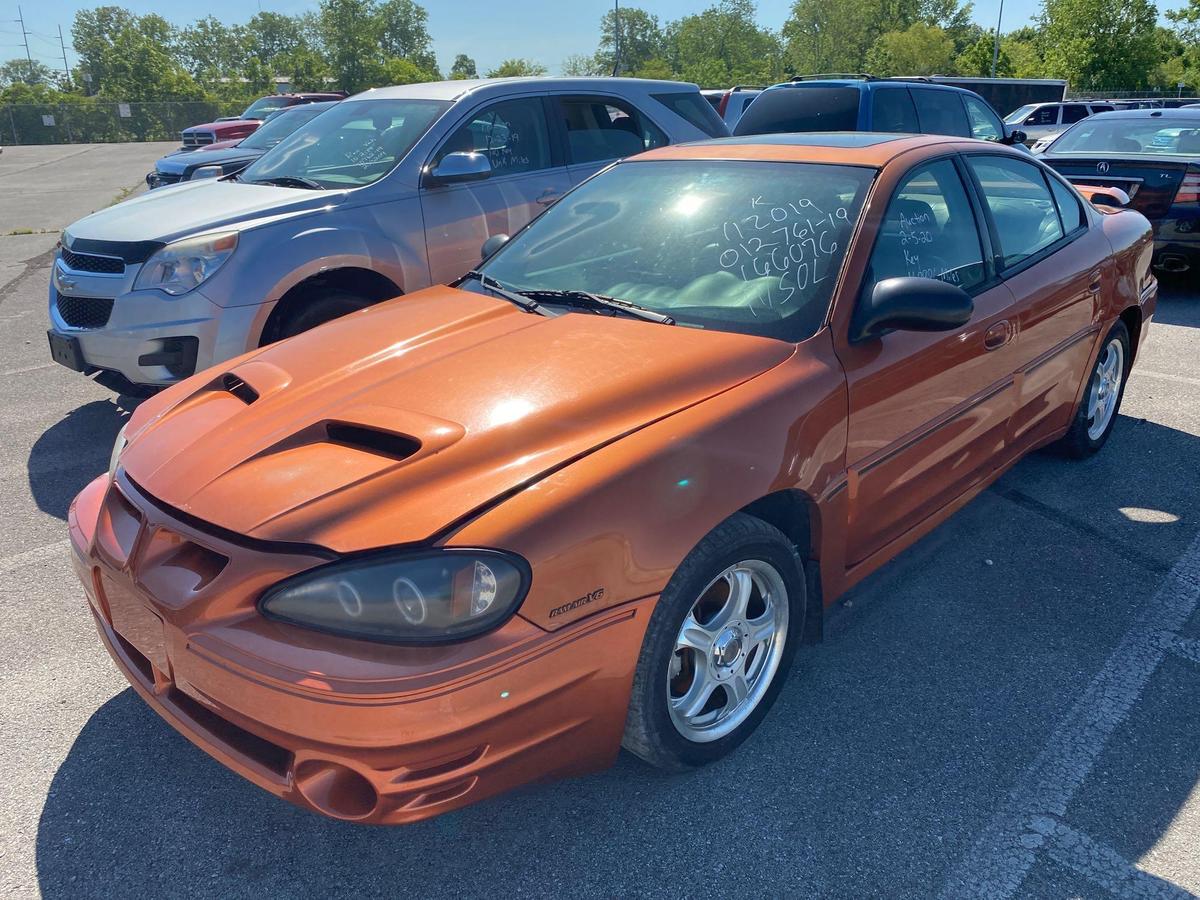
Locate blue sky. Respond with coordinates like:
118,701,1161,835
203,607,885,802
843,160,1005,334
2,0,1192,78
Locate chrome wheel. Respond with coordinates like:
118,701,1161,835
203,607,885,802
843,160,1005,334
667,559,789,743
1086,337,1125,441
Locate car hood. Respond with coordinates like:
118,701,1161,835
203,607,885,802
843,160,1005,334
65,180,337,244
156,146,264,176
184,119,258,134
121,286,795,552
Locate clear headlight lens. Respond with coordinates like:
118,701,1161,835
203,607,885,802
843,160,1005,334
108,423,128,481
259,550,530,643
133,231,238,296
190,165,223,181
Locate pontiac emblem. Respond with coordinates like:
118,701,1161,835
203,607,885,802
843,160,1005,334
1097,161,1110,174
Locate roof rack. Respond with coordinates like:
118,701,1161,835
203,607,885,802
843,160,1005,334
790,73,878,82
728,85,766,92
887,76,933,83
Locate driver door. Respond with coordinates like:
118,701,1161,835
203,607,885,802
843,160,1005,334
833,156,1020,567
420,97,572,285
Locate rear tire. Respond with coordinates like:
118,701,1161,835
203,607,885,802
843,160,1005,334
1057,320,1130,459
274,290,370,342
622,513,805,771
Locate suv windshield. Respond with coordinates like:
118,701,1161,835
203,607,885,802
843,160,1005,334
1051,119,1200,154
1004,104,1038,124
243,97,289,119
239,98,450,189
733,87,860,135
238,104,330,151
478,159,875,342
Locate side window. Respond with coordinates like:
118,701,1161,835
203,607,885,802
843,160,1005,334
963,95,1003,142
1090,104,1114,114
559,97,668,165
871,88,919,133
911,89,971,137
436,98,551,177
1048,175,1084,233
967,156,1065,268
1025,106,1058,126
651,91,727,137
1061,104,1089,124
865,159,986,293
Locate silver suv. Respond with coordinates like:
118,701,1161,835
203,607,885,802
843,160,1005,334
47,77,727,389
1004,101,1115,147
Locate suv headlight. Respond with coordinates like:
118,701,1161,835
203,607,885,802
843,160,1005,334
133,231,238,296
259,549,531,643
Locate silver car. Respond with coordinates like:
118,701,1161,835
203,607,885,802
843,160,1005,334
1004,100,1115,146
47,77,728,389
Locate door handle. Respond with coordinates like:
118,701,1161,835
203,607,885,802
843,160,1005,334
535,189,562,206
984,320,1013,351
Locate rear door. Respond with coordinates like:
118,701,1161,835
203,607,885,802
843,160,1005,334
550,94,669,185
963,153,1111,452
419,96,572,285
834,156,1019,567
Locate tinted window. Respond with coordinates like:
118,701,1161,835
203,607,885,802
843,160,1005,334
652,91,728,138
1024,106,1059,126
479,159,875,342
871,88,919,133
1005,104,1038,125
1089,104,1114,113
912,89,970,137
968,156,1064,267
963,95,1003,142
1061,104,1089,124
1051,119,1200,155
733,87,860,135
437,98,551,176
1048,175,1084,233
559,97,667,164
865,159,986,292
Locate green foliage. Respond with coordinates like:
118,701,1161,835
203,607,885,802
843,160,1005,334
0,59,59,89
598,6,666,76
562,54,604,76
382,57,437,85
449,54,478,79
866,23,956,76
955,33,1013,76
485,59,548,78
669,0,784,85
1039,0,1160,90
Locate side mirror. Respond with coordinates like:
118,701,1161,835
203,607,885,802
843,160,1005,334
1075,184,1130,208
1003,127,1028,146
426,151,491,186
850,276,974,343
480,233,510,261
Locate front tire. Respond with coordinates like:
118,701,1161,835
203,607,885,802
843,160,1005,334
1057,320,1130,458
274,290,370,342
622,513,805,771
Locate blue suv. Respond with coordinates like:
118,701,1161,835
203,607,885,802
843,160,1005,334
733,75,1027,147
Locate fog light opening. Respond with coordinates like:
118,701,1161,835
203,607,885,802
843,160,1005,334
293,759,378,820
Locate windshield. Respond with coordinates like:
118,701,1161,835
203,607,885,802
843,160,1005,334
1004,104,1038,124
478,159,875,342
243,97,289,119
1050,119,1200,155
239,105,331,151
239,98,450,189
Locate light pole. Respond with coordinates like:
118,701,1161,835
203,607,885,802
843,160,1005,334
991,0,1005,78
612,0,621,77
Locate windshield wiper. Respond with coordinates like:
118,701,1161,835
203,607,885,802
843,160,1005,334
518,289,675,325
460,270,546,315
247,175,326,190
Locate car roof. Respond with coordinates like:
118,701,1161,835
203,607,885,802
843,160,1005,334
764,79,977,97
1084,108,1200,120
633,132,982,167
351,76,699,103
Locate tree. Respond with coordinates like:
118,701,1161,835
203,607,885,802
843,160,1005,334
955,33,1013,76
597,6,665,75
377,0,439,75
561,54,603,76
866,23,957,75
245,12,308,68
485,58,548,77
0,59,57,88
1039,0,1159,90
318,0,385,93
668,0,783,86
382,56,436,85
71,7,202,100
275,46,334,92
1001,33,1044,78
449,53,478,79
176,16,250,82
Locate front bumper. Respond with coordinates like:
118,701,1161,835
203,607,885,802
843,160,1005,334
47,258,260,387
69,474,653,824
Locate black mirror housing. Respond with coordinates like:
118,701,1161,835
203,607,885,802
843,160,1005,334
1003,128,1028,146
480,233,510,261
850,276,974,343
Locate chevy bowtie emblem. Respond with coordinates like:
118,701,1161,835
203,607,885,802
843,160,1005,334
1097,161,1110,174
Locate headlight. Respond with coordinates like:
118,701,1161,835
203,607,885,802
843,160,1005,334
259,549,531,643
190,165,223,181
133,231,237,296
108,423,128,480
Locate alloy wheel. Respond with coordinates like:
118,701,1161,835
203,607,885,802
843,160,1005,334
1086,337,1125,441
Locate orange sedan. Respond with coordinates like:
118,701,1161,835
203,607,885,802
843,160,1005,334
68,134,1156,824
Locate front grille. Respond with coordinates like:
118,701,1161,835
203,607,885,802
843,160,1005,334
182,131,216,149
153,171,183,186
56,294,115,329
60,247,124,274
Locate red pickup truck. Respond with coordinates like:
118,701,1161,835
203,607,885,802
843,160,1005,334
180,92,346,150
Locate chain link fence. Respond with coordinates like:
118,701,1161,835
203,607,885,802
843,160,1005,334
0,100,248,146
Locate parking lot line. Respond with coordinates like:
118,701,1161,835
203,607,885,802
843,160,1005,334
938,529,1200,899
1037,819,1194,899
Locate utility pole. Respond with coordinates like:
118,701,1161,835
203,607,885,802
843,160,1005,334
612,0,620,77
57,24,71,87
990,0,1005,79
16,5,35,83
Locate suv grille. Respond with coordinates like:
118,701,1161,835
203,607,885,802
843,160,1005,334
56,295,115,329
60,247,124,274
182,131,216,149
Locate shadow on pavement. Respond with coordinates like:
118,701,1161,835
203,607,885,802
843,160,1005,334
27,396,140,520
35,416,1200,898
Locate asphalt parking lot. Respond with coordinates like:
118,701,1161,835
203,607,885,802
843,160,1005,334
1,142,1199,899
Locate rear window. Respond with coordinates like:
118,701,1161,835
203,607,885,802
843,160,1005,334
911,89,971,137
652,92,729,138
733,87,860,136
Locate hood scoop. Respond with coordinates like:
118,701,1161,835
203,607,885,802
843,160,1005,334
216,373,259,405
324,422,421,461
